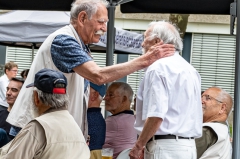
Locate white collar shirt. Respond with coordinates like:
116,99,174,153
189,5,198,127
0,74,10,107
134,52,202,138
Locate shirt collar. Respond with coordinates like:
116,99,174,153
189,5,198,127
212,121,227,126
43,106,67,115
112,110,134,116
78,34,92,59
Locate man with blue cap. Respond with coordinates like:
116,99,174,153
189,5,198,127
3,68,90,159
87,82,106,159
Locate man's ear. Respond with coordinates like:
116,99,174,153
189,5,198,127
122,95,127,103
155,38,161,44
77,11,88,25
33,91,40,107
219,103,227,115
5,69,10,75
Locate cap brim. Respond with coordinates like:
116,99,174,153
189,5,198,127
26,83,34,88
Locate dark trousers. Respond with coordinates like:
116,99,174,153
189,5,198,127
0,128,10,147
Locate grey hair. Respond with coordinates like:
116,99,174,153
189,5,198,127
211,86,233,115
148,21,183,51
110,82,134,103
33,87,69,109
70,0,109,21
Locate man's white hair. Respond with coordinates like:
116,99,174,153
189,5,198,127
148,21,183,52
33,87,69,109
70,0,109,21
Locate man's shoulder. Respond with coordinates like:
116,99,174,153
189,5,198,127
109,112,135,123
148,53,197,74
203,122,228,129
53,34,78,45
16,120,43,138
0,74,7,81
202,126,215,134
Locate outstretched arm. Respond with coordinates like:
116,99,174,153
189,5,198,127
73,42,175,84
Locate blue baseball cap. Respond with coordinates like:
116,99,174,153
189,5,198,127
26,68,67,94
90,82,106,97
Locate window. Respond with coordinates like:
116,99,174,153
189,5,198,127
191,33,236,97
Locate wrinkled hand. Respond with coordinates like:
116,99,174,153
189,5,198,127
129,146,144,159
145,41,175,66
139,148,144,159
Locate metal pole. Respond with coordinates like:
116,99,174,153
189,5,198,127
106,2,115,67
232,0,240,158
105,0,116,118
31,44,34,62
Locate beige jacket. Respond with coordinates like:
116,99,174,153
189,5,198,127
35,110,90,159
0,110,90,159
200,122,232,159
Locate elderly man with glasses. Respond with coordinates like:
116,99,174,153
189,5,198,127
196,87,233,159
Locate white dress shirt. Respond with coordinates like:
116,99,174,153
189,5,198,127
0,74,9,107
134,52,202,138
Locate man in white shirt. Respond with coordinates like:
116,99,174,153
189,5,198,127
0,62,18,111
129,21,202,159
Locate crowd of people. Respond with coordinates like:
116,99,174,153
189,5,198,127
0,0,233,159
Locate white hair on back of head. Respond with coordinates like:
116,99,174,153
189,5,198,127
70,0,109,21
33,87,69,109
148,21,183,51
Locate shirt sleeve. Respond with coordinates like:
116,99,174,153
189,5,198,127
0,76,7,104
4,121,46,159
195,126,218,159
51,34,92,73
142,70,169,120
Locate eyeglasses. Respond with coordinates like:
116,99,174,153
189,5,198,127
104,93,121,99
10,69,18,73
201,94,223,103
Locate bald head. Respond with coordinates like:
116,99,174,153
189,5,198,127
202,87,233,123
211,87,233,115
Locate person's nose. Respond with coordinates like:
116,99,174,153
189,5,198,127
201,98,205,104
6,90,11,96
103,95,110,101
102,25,107,32
141,41,145,48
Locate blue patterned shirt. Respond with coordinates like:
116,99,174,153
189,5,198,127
51,34,92,91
